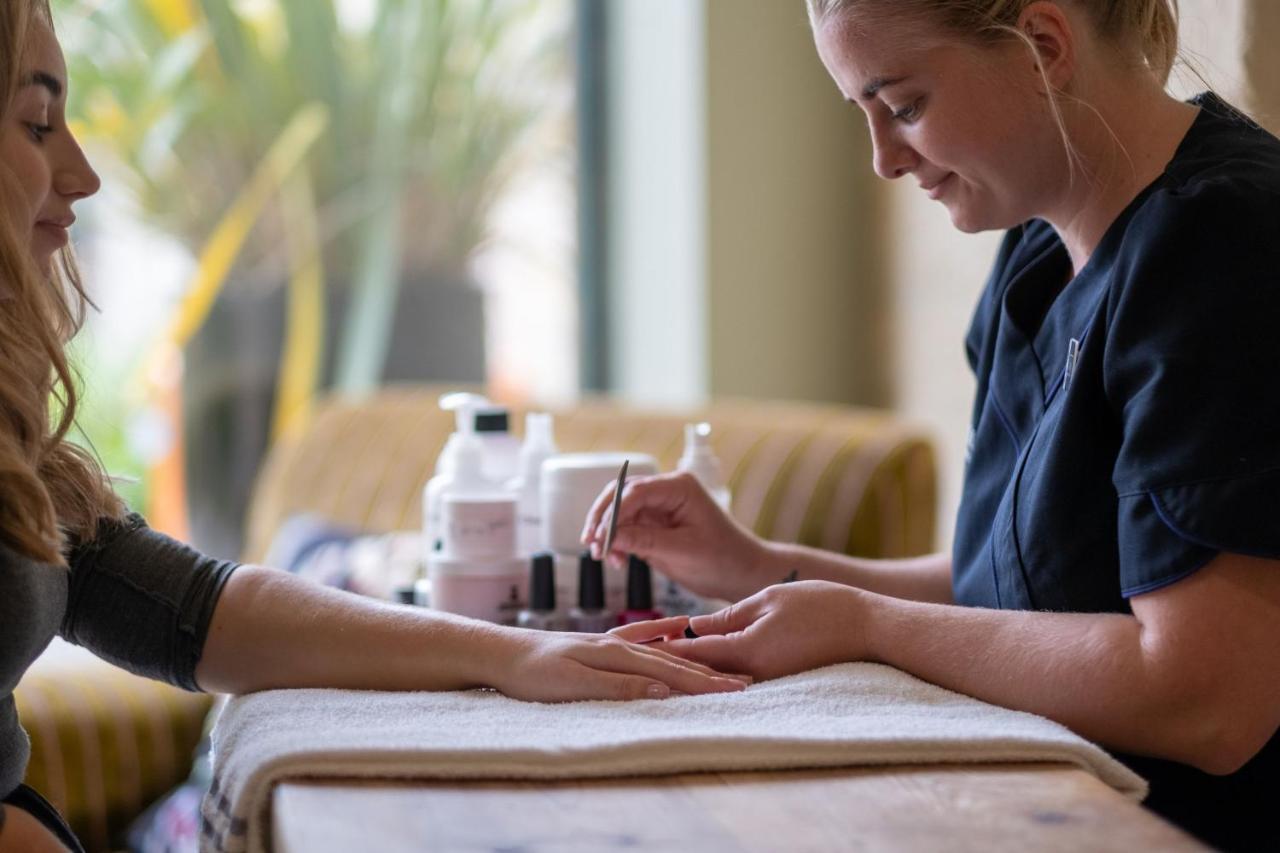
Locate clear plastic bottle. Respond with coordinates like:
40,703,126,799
677,422,732,510
666,422,732,616
506,412,558,556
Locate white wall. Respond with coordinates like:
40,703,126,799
605,1,883,410
605,0,708,406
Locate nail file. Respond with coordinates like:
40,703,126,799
602,459,629,561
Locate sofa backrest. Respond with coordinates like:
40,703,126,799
242,386,937,563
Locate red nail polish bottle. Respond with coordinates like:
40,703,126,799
618,555,663,625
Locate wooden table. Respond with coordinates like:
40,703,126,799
273,762,1204,852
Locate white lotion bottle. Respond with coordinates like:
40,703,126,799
506,412,558,556
423,400,496,557
472,401,521,484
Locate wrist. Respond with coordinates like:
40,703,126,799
741,537,787,598
858,589,903,666
438,617,527,691
465,625,529,691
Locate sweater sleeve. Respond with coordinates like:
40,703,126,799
60,514,239,691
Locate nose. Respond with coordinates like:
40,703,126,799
869,119,918,181
51,131,101,202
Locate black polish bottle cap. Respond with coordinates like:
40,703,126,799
530,552,556,611
578,551,605,609
627,555,653,611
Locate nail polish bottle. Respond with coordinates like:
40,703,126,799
518,552,570,630
618,555,663,625
569,551,615,632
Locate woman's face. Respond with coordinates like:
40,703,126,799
815,15,1066,233
0,15,99,272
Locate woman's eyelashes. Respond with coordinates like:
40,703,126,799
26,121,53,143
890,98,924,123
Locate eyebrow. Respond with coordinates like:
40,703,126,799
22,71,63,99
856,76,908,100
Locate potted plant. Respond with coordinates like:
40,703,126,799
55,0,572,555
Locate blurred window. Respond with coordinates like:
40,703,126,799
56,0,580,557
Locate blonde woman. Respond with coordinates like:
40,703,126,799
0,5,751,851
587,1,1280,847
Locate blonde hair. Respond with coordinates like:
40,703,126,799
0,0,124,565
806,0,1180,85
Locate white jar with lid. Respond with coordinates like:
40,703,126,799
540,452,660,554
540,452,659,612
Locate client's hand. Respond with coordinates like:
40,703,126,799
580,471,771,602
490,629,751,702
610,581,871,681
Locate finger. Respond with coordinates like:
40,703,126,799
555,664,676,702
656,635,752,675
591,474,689,545
625,639,752,683
606,524,699,571
609,615,690,644
580,642,748,695
581,480,619,546
688,598,760,637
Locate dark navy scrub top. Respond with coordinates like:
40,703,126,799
952,93,1280,851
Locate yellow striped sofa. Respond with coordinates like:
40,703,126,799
243,386,938,563
14,385,937,851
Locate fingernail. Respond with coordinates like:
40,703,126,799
719,679,747,691
647,683,670,699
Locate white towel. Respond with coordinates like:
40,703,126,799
200,663,1146,853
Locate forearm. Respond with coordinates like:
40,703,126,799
764,543,953,604
194,565,512,694
864,594,1226,771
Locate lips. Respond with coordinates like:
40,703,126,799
35,218,73,248
920,173,954,200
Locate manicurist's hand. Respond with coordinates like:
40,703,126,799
581,471,773,602
487,628,752,702
619,580,873,681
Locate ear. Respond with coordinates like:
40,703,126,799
1017,1,1077,92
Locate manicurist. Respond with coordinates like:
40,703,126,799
585,2,1280,848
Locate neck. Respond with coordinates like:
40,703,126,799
1041,73,1200,274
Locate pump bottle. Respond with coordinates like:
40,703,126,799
423,397,496,555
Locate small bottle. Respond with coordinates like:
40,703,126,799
518,552,570,631
569,551,615,633
618,555,663,625
507,412,558,555
677,422,732,510
663,422,731,616
472,402,521,484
